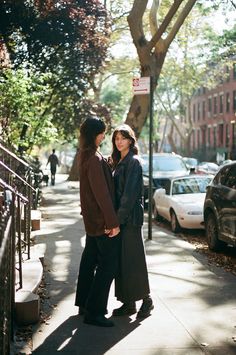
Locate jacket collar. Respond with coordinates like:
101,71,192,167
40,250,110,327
118,150,134,165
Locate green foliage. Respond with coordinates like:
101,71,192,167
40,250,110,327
0,0,111,147
148,2,235,152
101,70,133,126
0,68,58,150
98,55,138,127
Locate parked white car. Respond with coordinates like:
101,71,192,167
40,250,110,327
153,175,213,232
141,153,189,207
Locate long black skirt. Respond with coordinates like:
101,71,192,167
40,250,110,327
115,224,150,303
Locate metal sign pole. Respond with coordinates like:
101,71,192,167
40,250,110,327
148,76,154,240
132,76,153,239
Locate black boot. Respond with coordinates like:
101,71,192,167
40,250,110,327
137,296,154,318
112,302,137,316
78,306,86,315
84,314,114,327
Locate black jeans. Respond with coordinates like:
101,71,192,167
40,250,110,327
75,233,120,316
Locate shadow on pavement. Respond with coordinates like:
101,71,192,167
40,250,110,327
33,314,141,354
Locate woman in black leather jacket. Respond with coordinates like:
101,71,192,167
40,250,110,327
111,124,154,318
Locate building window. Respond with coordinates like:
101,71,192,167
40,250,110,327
233,91,236,112
219,94,223,113
226,124,229,147
192,129,195,149
193,104,196,122
213,127,217,148
208,97,212,115
226,92,230,112
218,124,224,146
201,127,206,146
233,122,236,146
207,127,211,146
197,130,200,148
202,101,205,120
197,103,201,121
213,96,217,115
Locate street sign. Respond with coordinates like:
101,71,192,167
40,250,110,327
132,77,150,95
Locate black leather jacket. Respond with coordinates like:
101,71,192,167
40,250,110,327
113,150,144,226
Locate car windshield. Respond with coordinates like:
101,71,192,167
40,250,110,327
183,157,198,167
172,177,212,195
142,155,187,174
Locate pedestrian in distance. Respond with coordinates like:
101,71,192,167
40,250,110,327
75,116,120,328
110,124,154,318
46,149,60,185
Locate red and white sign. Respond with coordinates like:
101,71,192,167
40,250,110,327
132,77,150,95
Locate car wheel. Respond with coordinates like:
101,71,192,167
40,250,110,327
170,210,180,233
205,213,225,251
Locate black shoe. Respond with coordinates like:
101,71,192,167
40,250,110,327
137,297,154,318
84,315,114,327
78,306,86,315
112,303,137,316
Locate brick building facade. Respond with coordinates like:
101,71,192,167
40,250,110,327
190,62,236,162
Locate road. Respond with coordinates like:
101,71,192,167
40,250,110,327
153,217,236,277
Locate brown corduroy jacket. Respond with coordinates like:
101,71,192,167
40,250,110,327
79,151,119,236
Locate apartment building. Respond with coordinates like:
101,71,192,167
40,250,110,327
190,62,236,162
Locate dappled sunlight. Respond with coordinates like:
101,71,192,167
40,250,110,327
80,235,86,248
31,175,236,354
51,240,72,281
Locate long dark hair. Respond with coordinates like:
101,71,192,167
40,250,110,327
79,117,106,166
111,124,138,168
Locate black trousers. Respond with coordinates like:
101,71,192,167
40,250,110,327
75,233,120,316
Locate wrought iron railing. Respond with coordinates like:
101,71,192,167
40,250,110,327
0,179,28,355
0,143,35,259
0,142,37,354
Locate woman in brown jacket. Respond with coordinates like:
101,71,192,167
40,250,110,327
75,117,120,327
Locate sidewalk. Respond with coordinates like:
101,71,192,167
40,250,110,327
31,174,236,355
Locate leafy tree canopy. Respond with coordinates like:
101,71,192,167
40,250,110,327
0,0,110,146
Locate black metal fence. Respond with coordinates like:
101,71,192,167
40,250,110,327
0,182,14,355
0,142,37,354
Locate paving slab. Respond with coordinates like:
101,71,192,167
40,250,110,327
31,175,236,355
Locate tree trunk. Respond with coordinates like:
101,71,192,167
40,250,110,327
125,0,197,137
167,123,178,153
125,52,166,137
67,148,80,181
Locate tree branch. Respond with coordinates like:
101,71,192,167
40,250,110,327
101,71,135,85
230,0,236,9
147,0,183,51
156,92,184,139
127,0,149,48
164,0,197,50
149,0,161,36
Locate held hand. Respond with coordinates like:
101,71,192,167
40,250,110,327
108,226,120,238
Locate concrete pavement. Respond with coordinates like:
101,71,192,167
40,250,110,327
31,174,236,355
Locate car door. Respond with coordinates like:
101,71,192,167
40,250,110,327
219,165,236,242
158,179,171,220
